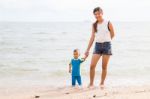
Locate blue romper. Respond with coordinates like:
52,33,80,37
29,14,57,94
70,58,84,86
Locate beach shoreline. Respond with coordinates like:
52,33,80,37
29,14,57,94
0,21,150,99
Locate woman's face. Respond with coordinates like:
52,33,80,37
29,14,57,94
94,11,103,20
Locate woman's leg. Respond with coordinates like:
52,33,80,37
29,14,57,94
89,54,101,86
100,55,110,85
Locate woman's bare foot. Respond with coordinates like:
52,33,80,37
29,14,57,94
99,84,105,90
87,84,95,89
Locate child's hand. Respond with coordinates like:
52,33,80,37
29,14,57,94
81,57,86,61
81,55,87,60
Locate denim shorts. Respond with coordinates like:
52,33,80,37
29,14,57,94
93,42,112,55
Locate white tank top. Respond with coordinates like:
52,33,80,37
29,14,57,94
95,20,111,43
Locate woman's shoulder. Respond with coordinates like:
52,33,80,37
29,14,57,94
92,19,110,24
92,21,97,25
104,19,110,23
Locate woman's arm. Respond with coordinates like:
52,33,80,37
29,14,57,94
108,22,115,39
85,25,95,57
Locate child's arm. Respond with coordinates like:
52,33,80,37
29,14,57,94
80,55,87,63
69,63,72,73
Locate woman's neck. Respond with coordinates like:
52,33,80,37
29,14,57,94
97,18,104,24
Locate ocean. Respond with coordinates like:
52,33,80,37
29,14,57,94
0,21,150,89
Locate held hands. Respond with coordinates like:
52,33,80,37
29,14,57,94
81,53,88,61
84,50,89,59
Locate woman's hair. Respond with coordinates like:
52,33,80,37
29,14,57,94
93,7,103,14
93,7,103,33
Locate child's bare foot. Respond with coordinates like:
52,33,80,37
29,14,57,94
77,85,83,89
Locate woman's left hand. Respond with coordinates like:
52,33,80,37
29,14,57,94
84,50,89,58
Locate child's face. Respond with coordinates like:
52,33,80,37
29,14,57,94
94,11,103,20
73,51,79,59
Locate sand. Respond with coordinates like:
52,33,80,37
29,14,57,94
1,85,150,99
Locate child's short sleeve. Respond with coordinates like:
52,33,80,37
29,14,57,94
79,58,85,63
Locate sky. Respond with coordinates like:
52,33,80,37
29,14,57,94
0,0,150,22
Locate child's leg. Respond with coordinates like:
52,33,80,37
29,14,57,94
72,76,76,86
77,76,82,86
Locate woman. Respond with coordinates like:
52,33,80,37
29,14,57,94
84,7,115,89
